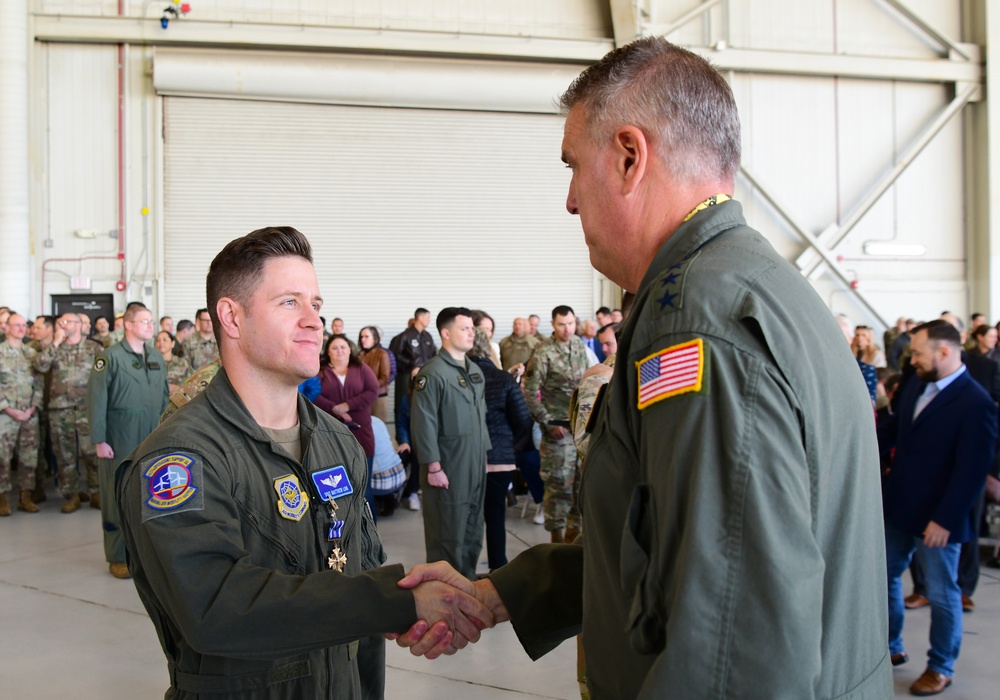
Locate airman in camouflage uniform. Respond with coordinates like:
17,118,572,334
0,314,43,515
522,306,590,542
182,309,219,370
160,359,221,423
33,313,102,513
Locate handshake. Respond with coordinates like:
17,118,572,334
387,561,510,659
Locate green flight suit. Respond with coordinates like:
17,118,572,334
116,369,416,699
87,340,169,563
490,200,892,699
410,350,491,579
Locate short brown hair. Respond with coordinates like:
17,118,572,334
206,226,312,345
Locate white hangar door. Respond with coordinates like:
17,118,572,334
161,96,594,342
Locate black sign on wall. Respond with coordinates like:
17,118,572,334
51,294,115,331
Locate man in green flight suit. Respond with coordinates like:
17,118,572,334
87,304,169,578
410,307,491,580
393,37,893,699
116,227,491,698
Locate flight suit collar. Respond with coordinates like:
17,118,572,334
638,198,745,297
436,348,472,372
204,368,319,453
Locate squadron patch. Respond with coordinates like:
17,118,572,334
273,474,309,522
469,373,483,383
310,465,354,502
636,338,709,410
93,357,107,373
142,453,203,522
414,375,428,392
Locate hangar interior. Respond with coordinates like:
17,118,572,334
2,3,1000,700
1,0,995,341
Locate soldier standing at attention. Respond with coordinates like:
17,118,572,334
522,305,590,543
87,305,168,578
410,307,491,579
0,313,43,515
34,312,103,513
182,308,219,370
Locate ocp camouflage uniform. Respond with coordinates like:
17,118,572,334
166,354,193,391
182,334,219,370
0,341,43,496
160,360,221,423
101,328,124,349
34,338,103,498
570,355,616,462
522,334,588,531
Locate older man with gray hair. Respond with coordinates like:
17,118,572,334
394,37,892,699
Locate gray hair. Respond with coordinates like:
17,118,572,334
560,36,741,183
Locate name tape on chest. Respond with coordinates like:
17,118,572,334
141,453,204,522
636,339,709,410
273,474,309,521
311,465,354,502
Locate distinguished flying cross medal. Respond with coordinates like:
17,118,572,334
310,466,354,572
326,498,347,572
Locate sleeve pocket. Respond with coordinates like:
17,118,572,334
620,483,665,655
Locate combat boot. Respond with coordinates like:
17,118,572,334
89,493,101,510
109,562,131,579
564,526,580,544
78,491,91,503
17,490,39,513
61,494,81,514
0,493,10,516
32,483,47,503
550,528,565,544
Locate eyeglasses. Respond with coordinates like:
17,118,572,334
130,319,155,326
59,319,81,326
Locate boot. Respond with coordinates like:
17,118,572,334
564,526,581,544
32,483,47,503
78,491,91,503
550,528,565,544
109,562,131,579
0,493,10,517
89,493,101,510
61,494,81,514
17,490,39,513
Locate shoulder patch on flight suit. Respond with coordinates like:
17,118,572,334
414,375,428,392
636,338,710,410
141,453,203,522
654,250,702,316
93,357,107,373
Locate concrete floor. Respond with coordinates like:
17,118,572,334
1,487,997,699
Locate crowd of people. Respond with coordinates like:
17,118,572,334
5,36,1000,700
0,299,623,577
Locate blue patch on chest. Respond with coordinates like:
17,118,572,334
311,465,353,502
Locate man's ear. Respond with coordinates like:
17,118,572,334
614,125,649,195
216,298,242,341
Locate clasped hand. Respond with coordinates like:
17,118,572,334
387,561,510,659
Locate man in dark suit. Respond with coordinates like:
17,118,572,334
906,338,1000,612
880,320,998,696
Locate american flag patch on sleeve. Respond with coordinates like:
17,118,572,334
636,339,705,409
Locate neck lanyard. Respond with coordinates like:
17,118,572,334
683,193,731,222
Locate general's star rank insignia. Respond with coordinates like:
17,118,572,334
655,250,701,315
